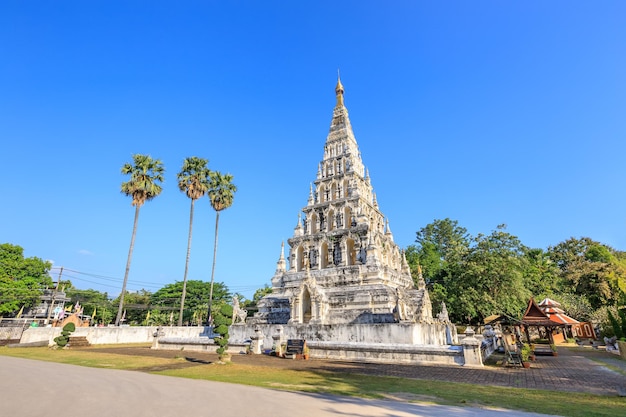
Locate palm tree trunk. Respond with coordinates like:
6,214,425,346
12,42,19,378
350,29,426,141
207,210,220,325
179,198,195,326
116,205,141,326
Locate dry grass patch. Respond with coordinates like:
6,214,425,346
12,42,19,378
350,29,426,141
0,346,177,371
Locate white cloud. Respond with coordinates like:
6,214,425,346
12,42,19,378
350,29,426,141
78,249,94,256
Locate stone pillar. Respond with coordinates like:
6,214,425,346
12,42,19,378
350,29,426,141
288,296,300,324
462,327,483,367
151,326,165,350
250,328,264,355
272,326,285,357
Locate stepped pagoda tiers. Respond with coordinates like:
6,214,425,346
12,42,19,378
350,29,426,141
157,77,464,364
250,77,433,326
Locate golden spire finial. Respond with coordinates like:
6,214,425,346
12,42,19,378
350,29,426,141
335,69,344,107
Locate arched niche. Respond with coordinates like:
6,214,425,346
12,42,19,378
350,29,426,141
318,184,326,203
310,212,318,234
346,238,356,266
327,209,335,232
320,242,329,268
296,245,305,272
343,179,350,198
301,287,312,323
344,206,353,227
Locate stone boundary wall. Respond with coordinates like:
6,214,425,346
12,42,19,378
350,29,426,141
153,337,464,365
0,326,26,345
17,324,475,366
19,326,209,346
307,341,463,365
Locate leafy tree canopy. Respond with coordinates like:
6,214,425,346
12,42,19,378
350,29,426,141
412,218,470,282
407,220,625,325
151,280,230,311
252,285,272,304
547,237,626,309
0,243,52,316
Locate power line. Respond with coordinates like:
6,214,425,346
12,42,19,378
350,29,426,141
48,266,264,295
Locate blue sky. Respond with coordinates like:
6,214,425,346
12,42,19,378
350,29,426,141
1,2,625,300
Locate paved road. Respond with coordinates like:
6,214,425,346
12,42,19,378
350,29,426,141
1,356,559,417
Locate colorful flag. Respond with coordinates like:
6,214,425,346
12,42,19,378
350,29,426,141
145,310,151,323
92,307,97,319
16,305,24,318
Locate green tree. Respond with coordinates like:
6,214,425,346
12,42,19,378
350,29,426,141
112,289,152,325
117,154,165,325
151,280,230,325
252,284,272,304
522,248,560,299
65,286,112,323
451,225,531,323
407,219,471,317
98,306,114,325
207,171,237,324
409,218,470,286
548,238,625,310
177,156,212,326
0,243,52,316
557,292,594,321
144,309,169,326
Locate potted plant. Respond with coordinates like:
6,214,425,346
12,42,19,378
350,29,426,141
521,343,532,368
550,344,558,356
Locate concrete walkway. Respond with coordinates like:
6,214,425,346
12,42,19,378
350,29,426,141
0,355,561,417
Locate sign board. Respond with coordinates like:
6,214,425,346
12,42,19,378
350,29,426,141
286,339,306,354
573,322,596,339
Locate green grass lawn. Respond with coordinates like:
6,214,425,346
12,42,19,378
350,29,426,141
2,346,624,417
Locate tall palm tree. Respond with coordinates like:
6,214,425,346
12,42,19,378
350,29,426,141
207,171,237,325
117,154,164,326
176,156,211,326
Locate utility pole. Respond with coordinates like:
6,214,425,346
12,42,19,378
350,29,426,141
45,267,63,324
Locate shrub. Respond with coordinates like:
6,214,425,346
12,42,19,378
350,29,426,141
212,303,233,356
54,322,76,347
520,343,532,362
608,309,625,339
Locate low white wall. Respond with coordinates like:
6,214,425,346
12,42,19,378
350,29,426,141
153,338,463,365
20,326,210,346
308,341,463,365
229,322,455,350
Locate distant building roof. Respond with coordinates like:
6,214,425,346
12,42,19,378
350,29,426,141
521,298,564,327
537,298,579,325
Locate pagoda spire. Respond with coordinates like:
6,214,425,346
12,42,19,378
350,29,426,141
417,264,426,290
294,212,303,236
385,219,393,237
335,71,344,108
308,183,314,205
276,241,286,272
